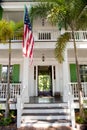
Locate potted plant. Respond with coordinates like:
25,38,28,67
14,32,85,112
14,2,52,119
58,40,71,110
75,109,87,130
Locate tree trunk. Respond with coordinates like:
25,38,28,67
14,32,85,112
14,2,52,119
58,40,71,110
5,40,11,118
72,30,84,118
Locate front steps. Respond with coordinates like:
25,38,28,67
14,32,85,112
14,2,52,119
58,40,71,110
20,101,71,128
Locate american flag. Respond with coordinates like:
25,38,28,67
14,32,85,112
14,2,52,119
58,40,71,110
23,5,34,62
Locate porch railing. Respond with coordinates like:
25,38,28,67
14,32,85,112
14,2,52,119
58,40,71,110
67,31,87,41
12,30,87,42
0,83,21,100
68,82,87,100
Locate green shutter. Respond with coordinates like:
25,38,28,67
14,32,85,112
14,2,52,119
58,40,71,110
12,64,20,83
0,64,2,80
70,64,77,82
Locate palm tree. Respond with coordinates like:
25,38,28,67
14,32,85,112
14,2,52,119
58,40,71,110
30,0,87,118
0,19,23,118
51,0,87,118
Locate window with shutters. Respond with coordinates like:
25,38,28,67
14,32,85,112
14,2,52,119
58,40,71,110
70,64,87,82
1,65,13,83
0,64,20,83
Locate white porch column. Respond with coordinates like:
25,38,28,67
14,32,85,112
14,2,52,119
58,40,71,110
22,57,29,102
62,48,69,102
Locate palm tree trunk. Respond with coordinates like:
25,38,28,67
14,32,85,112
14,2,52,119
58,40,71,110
5,39,11,118
72,30,84,118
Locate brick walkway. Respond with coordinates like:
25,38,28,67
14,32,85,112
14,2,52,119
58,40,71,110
0,126,77,130
18,126,76,130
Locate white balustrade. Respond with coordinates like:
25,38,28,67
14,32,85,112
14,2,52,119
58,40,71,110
0,83,21,100
12,30,87,42
68,82,87,100
66,31,87,41
0,83,7,100
33,30,60,41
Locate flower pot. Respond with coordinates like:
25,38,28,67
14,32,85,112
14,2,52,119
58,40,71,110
76,123,87,130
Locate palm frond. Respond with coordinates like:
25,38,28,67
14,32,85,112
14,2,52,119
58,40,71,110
14,21,23,31
29,2,54,22
55,32,70,63
14,21,23,39
0,20,14,43
76,6,87,30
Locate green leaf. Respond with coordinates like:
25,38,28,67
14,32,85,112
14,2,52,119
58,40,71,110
55,32,70,63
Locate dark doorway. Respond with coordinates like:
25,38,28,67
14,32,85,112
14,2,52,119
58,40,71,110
38,66,52,96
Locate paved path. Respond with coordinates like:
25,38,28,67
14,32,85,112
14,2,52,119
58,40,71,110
18,126,77,130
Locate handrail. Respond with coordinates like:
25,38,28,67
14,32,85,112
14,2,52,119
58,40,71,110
17,85,26,128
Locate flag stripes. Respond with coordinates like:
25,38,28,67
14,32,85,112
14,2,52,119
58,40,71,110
23,5,34,62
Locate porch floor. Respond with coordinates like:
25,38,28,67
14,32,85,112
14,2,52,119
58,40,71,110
29,96,63,104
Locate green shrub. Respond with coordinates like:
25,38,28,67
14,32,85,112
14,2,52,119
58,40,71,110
0,110,17,126
76,116,85,124
76,112,87,124
0,117,12,126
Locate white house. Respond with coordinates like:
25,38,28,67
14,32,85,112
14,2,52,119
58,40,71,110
0,0,87,128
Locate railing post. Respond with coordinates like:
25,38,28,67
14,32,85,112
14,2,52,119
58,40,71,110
62,48,69,102
68,94,75,129
63,84,69,102
17,95,21,128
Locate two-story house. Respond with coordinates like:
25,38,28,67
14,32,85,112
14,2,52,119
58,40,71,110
0,0,87,129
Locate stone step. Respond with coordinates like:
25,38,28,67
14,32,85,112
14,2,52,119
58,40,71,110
21,113,70,120
22,107,70,114
21,119,71,128
24,102,68,108
21,102,71,128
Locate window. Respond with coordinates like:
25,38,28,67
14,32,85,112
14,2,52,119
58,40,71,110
70,64,87,82
80,65,87,82
1,65,13,83
38,32,51,40
53,66,56,79
34,66,36,80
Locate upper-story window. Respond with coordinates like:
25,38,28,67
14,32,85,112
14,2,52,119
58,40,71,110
38,32,51,40
42,18,45,26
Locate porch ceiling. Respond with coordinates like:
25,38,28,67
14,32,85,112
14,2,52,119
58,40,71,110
0,49,55,59
0,49,86,59
0,50,22,58
33,49,55,58
68,49,87,58
3,11,23,22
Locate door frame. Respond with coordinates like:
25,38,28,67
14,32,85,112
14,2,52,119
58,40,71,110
38,65,52,96
34,65,55,96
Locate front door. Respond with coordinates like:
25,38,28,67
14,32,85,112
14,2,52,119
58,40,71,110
38,66,52,96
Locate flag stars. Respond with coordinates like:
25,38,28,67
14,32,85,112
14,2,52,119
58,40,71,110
25,16,32,30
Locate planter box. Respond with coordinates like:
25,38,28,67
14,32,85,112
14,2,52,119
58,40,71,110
76,123,87,130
